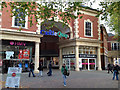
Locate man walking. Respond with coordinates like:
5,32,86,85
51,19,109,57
29,61,36,77
47,61,52,76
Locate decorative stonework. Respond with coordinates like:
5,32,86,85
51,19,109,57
74,10,79,38
97,17,101,40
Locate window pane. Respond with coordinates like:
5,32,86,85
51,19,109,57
14,9,25,27
85,22,91,36
114,43,117,50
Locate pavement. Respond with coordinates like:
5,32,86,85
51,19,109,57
0,69,119,88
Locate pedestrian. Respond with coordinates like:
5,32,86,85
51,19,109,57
29,60,36,77
38,62,43,77
61,64,68,87
112,64,119,80
47,61,52,76
107,63,113,73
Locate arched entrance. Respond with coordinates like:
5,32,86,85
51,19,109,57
39,20,71,69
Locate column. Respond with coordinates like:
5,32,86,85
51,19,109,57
34,42,40,73
59,48,63,69
75,45,79,71
97,47,102,70
88,59,90,70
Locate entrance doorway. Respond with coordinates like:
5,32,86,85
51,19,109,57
79,58,96,70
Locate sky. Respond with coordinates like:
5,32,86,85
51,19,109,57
85,0,115,34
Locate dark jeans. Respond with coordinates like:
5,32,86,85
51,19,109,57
47,68,52,76
29,69,35,77
113,70,119,80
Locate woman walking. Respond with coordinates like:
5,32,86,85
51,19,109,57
61,64,68,87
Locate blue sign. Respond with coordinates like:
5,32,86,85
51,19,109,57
40,30,69,39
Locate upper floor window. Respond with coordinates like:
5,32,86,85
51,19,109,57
112,42,120,50
12,9,28,29
84,19,93,37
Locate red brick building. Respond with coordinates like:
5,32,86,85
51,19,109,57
107,33,120,65
1,2,105,72
100,24,108,70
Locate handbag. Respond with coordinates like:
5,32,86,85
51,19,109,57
67,70,70,76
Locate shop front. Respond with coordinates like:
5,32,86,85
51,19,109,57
2,40,35,73
79,54,97,70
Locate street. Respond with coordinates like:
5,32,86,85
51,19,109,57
1,69,119,88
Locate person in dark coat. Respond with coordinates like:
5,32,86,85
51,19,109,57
38,62,43,77
112,64,119,80
47,61,52,76
107,63,113,73
29,61,36,77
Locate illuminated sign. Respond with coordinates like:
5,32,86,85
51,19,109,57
10,41,26,46
40,30,69,39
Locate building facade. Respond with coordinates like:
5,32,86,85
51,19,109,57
100,24,108,70
107,33,120,65
0,2,105,72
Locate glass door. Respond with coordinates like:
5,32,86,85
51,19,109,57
89,59,95,70
82,59,88,70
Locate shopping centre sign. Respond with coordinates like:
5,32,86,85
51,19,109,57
40,30,69,39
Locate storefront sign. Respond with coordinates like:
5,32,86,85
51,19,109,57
62,54,75,58
79,54,97,58
10,41,26,46
40,30,69,39
5,67,22,88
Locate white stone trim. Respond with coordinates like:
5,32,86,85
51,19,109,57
0,12,2,15
0,18,1,22
0,25,1,28
74,10,79,38
78,10,98,17
1,28,37,34
79,37,98,41
98,17,101,40
84,19,93,37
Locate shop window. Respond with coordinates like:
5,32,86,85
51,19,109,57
12,8,28,29
84,20,93,37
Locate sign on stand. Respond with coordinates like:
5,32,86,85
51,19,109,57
5,67,22,88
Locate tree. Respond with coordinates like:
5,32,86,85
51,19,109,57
1,1,98,30
99,1,120,41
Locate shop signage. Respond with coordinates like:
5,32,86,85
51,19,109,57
40,30,69,39
10,41,26,46
62,54,75,58
5,67,22,88
79,54,97,58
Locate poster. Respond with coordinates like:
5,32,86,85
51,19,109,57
79,58,82,68
5,67,22,88
5,51,14,59
18,50,23,59
18,49,30,59
23,49,30,59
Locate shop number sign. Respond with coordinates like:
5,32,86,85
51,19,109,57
5,67,22,88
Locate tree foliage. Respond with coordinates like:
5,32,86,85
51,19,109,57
1,2,92,30
99,1,120,40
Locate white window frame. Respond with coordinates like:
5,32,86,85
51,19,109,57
84,19,93,37
12,9,28,29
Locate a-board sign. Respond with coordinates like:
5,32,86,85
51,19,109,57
5,67,22,88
